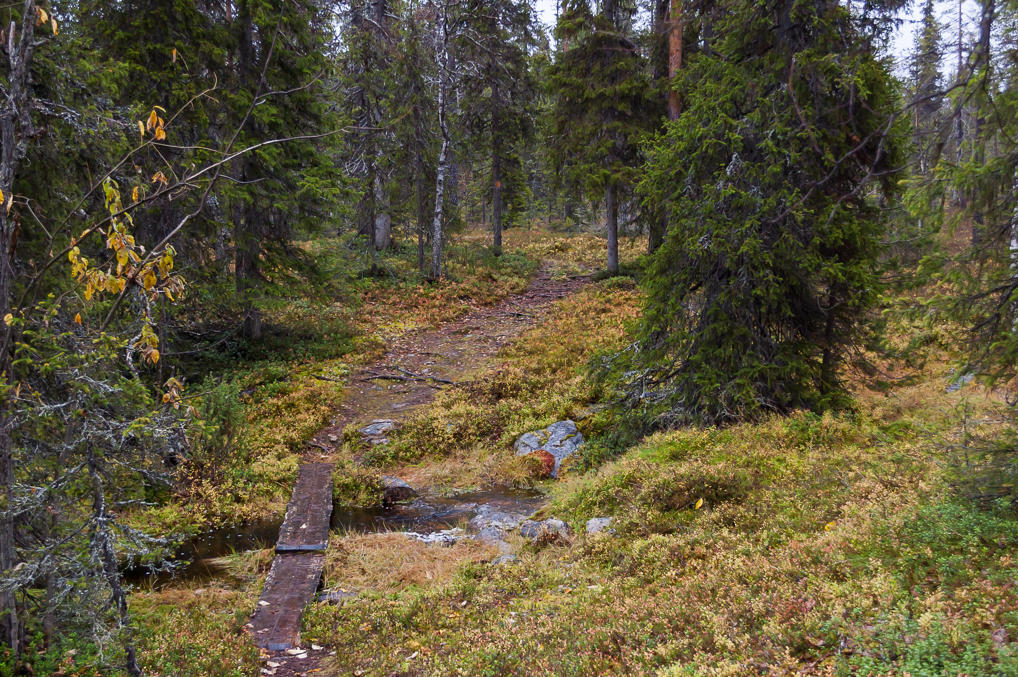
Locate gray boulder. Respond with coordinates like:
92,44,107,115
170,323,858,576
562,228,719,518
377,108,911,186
585,517,614,535
519,518,571,544
381,476,416,505
360,419,397,445
514,420,584,477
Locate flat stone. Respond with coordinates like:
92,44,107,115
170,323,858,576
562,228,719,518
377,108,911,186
468,504,530,533
586,517,614,534
360,419,397,437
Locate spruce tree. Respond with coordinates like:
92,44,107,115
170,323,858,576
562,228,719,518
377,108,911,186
628,0,904,425
460,0,537,255
547,0,655,274
909,0,945,175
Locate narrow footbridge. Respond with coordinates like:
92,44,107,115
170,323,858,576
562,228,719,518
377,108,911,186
250,462,334,650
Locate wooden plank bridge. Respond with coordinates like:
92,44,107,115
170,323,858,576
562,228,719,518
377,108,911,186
250,462,334,650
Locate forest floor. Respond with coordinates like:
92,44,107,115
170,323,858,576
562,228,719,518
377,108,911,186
125,227,646,676
117,226,1018,677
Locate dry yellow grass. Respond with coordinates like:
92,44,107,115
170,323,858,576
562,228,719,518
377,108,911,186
322,533,497,594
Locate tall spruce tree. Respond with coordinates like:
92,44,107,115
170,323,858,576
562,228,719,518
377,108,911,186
547,0,655,274
460,0,537,255
909,0,945,176
626,0,904,426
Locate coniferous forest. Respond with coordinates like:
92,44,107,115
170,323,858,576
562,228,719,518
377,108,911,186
1,0,1018,674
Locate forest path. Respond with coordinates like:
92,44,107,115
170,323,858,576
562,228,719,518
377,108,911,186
251,262,591,674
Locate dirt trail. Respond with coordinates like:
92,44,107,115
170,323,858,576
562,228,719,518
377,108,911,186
254,264,590,676
310,264,590,452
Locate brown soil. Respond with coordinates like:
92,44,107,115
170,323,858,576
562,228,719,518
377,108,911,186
308,264,590,459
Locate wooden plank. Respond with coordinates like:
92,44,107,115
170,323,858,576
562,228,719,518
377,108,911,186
276,462,334,552
250,552,326,650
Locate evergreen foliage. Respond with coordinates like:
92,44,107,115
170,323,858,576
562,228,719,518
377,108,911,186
547,0,657,273
626,0,904,426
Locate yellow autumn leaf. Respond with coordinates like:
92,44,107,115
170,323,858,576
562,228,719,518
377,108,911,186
3,313,12,326
132,186,139,202
171,47,177,63
137,120,145,140
74,313,82,325
147,109,158,131
50,18,57,35
148,349,160,364
154,127,166,141
36,8,47,25
694,497,704,510
142,270,157,290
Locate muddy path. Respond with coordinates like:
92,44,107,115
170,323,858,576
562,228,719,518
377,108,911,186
254,264,590,677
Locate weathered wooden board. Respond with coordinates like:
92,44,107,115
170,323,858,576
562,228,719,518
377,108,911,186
250,552,326,650
276,462,334,552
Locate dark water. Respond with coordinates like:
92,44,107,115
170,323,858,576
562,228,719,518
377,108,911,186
330,488,546,534
127,487,544,588
124,519,283,588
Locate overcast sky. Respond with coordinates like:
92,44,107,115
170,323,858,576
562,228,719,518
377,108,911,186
529,0,982,75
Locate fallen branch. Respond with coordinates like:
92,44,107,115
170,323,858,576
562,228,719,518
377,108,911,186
393,366,457,385
360,374,411,383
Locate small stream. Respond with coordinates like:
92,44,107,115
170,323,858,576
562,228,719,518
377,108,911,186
127,487,544,588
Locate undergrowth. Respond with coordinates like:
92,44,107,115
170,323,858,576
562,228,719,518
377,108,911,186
301,297,1018,676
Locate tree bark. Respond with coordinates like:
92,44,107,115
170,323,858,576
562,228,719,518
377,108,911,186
0,1,38,654
430,8,451,280
606,183,619,275
491,112,504,256
88,455,141,676
373,173,391,250
416,170,427,274
667,0,683,120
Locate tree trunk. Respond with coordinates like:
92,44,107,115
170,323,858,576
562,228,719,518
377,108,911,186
430,10,451,280
432,136,449,279
373,173,391,250
234,1,262,339
416,171,427,274
667,0,683,120
234,200,262,340
648,215,665,254
605,183,619,275
492,137,503,256
0,2,37,654
88,455,141,676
